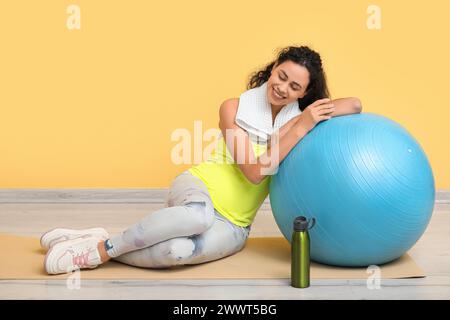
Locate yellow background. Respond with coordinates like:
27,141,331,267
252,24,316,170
0,0,449,188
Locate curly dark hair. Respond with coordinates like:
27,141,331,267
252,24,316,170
247,46,331,111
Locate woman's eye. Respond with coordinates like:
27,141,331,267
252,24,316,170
279,75,299,90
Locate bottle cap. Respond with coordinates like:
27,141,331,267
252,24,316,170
293,216,309,231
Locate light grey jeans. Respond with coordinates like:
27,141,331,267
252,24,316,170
109,170,251,268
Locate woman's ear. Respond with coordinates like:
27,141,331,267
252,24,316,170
299,90,308,99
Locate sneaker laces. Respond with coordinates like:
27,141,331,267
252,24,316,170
72,247,96,268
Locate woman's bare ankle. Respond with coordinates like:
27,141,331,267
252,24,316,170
97,241,111,263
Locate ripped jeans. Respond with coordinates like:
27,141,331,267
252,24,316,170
108,170,251,268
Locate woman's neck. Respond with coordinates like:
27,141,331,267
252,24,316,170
271,103,285,126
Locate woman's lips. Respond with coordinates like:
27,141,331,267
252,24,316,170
272,87,285,99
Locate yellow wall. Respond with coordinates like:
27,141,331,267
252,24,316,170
0,0,449,188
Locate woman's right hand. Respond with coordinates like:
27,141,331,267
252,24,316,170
295,98,335,133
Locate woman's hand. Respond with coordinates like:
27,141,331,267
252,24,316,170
295,98,335,133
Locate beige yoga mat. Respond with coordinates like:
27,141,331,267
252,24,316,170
0,233,425,280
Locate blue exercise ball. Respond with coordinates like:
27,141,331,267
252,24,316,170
269,113,435,267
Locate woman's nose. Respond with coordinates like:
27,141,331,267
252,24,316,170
278,85,288,95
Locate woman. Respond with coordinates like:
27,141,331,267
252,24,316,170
42,45,362,274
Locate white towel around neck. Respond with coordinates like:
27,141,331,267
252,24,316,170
235,81,302,143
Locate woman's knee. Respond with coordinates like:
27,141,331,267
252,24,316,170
167,237,197,263
147,237,197,268
184,201,215,233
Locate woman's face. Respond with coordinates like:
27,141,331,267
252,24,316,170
266,60,310,109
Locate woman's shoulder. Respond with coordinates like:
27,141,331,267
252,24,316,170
222,97,239,108
219,98,240,119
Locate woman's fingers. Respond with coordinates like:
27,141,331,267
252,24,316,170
317,113,332,121
310,98,331,108
316,104,335,114
320,115,332,121
315,103,335,111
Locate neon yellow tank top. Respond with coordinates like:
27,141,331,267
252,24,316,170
188,135,271,227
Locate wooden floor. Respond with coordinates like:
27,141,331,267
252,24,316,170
0,200,449,300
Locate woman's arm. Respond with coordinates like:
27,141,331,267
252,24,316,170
327,97,362,117
219,98,309,185
269,97,362,143
218,97,362,184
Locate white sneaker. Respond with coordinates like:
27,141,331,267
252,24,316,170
44,236,104,275
40,227,109,250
